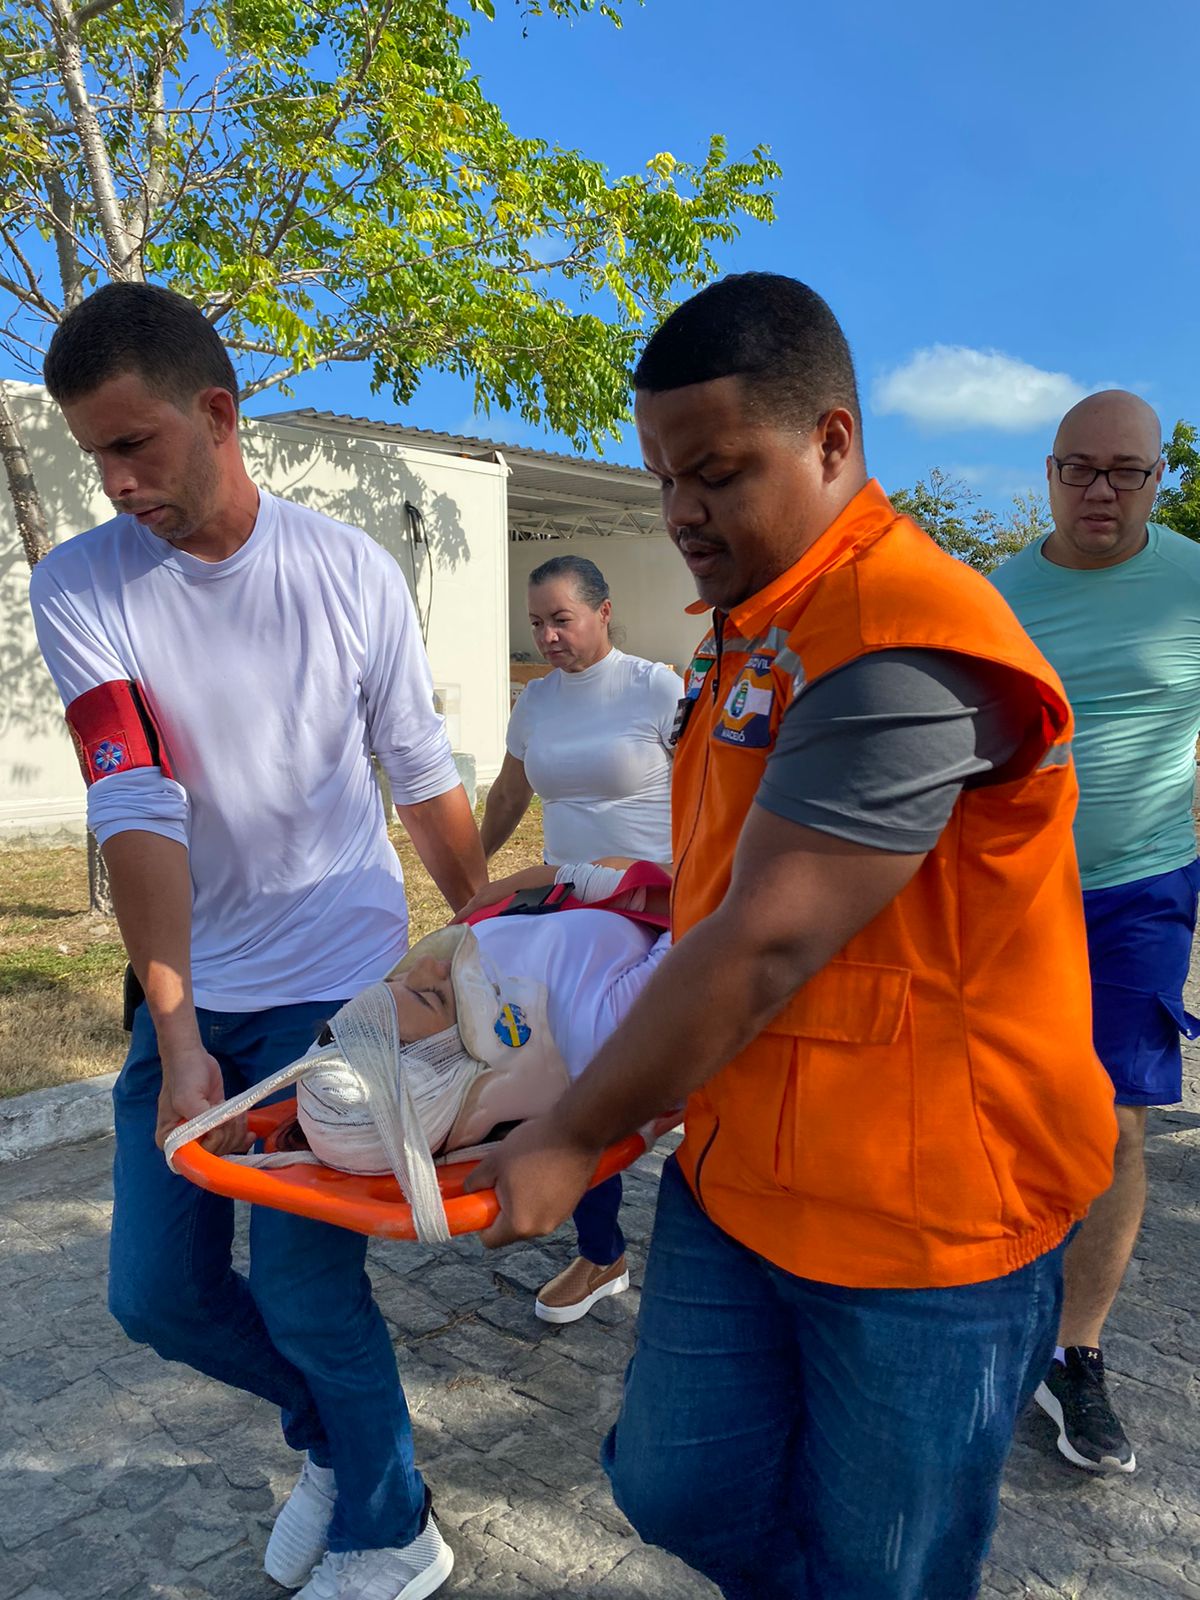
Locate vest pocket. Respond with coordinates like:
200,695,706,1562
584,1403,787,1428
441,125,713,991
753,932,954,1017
768,960,919,1228
765,959,911,1044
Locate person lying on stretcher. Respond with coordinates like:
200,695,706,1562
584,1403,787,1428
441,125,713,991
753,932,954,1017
167,861,672,1185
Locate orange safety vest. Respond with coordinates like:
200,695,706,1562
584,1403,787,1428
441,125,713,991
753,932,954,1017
671,480,1116,1290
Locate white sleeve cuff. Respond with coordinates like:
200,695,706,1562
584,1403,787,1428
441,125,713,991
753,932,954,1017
554,863,627,903
376,740,463,807
87,769,189,850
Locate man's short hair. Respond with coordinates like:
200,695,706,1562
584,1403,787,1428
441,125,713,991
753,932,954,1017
44,282,239,410
634,272,861,431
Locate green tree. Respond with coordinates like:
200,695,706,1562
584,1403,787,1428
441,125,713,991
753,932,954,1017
1153,420,1200,542
990,489,1053,565
0,0,777,911
890,469,1048,574
0,0,779,564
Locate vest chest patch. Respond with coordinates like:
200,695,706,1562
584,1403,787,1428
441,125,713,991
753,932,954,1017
685,641,717,695
714,653,777,749
672,649,717,746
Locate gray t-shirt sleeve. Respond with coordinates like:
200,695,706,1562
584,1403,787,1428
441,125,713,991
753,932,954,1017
754,647,1042,852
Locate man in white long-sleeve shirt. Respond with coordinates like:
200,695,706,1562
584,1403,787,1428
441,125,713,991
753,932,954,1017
29,282,485,1600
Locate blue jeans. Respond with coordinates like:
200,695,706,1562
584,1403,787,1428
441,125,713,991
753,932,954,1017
109,1002,426,1552
603,1157,1065,1600
573,1175,625,1266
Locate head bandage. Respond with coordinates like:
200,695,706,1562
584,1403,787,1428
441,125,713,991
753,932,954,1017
295,1021,479,1174
164,925,569,1243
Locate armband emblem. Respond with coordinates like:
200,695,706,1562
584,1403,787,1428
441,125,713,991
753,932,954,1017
92,739,128,775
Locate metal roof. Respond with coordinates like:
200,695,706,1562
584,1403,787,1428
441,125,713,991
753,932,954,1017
263,409,664,541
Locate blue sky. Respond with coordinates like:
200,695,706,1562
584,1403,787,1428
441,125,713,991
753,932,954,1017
233,1,1197,506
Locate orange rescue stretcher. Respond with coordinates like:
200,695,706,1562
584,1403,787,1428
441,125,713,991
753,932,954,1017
171,1100,681,1242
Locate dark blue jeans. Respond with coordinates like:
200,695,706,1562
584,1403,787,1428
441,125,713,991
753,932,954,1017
603,1157,1065,1600
109,1002,426,1552
573,1175,625,1266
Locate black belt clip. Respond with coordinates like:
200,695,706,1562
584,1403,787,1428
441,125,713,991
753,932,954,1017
496,881,575,916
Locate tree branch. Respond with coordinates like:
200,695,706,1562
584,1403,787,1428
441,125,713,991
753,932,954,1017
21,190,112,279
0,318,53,368
45,172,86,308
0,382,52,565
0,270,60,322
5,98,75,136
235,340,376,399
75,0,127,23
142,73,232,248
47,0,138,277
124,0,184,270
0,223,62,320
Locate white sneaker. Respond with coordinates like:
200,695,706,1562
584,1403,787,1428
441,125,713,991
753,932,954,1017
295,1518,454,1600
265,1457,338,1588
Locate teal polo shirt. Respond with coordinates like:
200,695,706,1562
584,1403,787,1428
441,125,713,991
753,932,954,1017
990,522,1200,891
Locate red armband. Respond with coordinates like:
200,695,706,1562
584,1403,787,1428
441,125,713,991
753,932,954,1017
65,680,175,787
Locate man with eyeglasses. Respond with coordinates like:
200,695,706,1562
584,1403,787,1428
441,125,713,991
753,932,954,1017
991,389,1200,1476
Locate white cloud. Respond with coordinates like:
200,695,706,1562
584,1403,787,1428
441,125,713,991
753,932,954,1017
872,345,1088,433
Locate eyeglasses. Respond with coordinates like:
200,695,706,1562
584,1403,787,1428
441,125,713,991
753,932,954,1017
1053,458,1160,491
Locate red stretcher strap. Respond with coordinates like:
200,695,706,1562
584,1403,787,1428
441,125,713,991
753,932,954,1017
467,860,672,933
171,1100,680,1241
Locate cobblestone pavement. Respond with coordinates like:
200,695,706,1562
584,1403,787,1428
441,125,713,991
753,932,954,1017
1,1036,1197,1598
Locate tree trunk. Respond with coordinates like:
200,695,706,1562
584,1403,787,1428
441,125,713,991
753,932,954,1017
88,834,114,916
0,382,51,565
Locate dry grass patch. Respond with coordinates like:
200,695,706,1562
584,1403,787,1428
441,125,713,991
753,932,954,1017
402,800,544,945
0,847,125,1098
0,802,544,1099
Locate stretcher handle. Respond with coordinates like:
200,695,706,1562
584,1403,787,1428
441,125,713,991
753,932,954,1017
170,1104,680,1242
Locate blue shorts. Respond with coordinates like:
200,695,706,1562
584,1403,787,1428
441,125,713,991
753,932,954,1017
1082,858,1200,1106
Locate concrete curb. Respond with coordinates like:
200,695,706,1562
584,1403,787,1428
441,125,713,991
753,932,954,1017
0,1072,116,1163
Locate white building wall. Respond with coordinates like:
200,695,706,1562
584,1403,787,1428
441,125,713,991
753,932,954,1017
0,386,110,842
242,416,509,793
507,532,703,677
0,385,508,842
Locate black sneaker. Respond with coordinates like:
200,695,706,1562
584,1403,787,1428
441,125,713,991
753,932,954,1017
1034,1347,1136,1473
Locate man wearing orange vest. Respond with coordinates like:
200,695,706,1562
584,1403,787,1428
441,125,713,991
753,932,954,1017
467,274,1116,1599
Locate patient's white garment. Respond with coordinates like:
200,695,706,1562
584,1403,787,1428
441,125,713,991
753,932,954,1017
472,910,671,1079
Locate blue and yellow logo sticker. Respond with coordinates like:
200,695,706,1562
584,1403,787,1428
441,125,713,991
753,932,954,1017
494,1003,532,1048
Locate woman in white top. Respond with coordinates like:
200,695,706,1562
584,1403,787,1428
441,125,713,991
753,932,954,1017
480,555,683,1322
482,556,681,867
